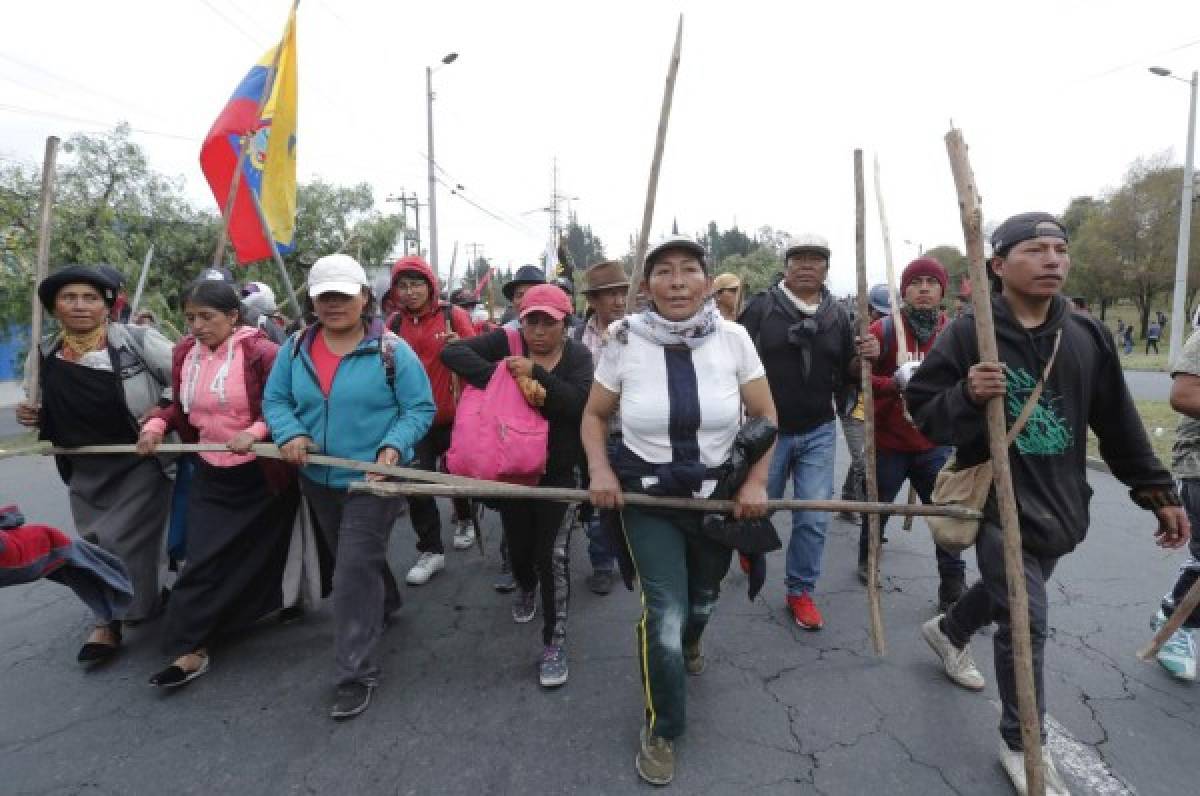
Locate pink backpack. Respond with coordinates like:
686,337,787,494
446,327,549,486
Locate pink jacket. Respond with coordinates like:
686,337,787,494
144,327,272,467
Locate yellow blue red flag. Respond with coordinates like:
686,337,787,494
200,7,298,264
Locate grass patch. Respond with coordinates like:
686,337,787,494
1118,352,1169,372
1087,399,1176,464
0,430,36,451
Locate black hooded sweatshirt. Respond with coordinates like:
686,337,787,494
905,294,1172,558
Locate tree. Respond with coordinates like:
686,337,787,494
1066,154,1198,336
922,245,969,294
720,247,782,297
0,124,405,361
563,212,606,273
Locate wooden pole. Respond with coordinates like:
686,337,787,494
945,128,1045,795
210,1,295,270
874,156,920,533
625,15,684,307
129,245,155,315
25,136,60,404
1138,576,1200,660
0,442,981,520
246,185,302,316
855,150,886,656
872,154,909,361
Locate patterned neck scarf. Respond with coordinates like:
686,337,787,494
902,307,940,345
57,324,107,362
620,299,720,350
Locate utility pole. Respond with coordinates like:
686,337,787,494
387,191,423,257
426,66,439,274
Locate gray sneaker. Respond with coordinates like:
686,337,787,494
494,560,516,593
512,588,537,623
538,644,568,687
921,614,985,691
1000,745,1071,795
636,725,675,786
330,682,374,721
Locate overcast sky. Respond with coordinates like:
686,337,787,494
3,0,1200,295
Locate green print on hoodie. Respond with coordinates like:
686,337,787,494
1005,366,1072,456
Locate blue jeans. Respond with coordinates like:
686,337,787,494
857,446,966,578
768,421,836,596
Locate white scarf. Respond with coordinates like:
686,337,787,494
622,299,721,349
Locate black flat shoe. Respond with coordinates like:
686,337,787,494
149,654,210,688
77,621,122,665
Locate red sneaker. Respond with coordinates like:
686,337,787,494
786,593,824,631
738,553,752,575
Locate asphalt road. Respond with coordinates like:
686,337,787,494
1,444,1196,795
1124,370,1172,403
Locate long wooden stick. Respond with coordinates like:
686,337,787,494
875,155,920,533
25,136,60,404
945,128,1044,795
856,150,886,656
129,245,155,315
0,442,981,519
873,154,909,362
1138,576,1200,660
626,15,683,306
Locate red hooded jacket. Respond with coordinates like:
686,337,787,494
868,311,949,453
385,256,475,427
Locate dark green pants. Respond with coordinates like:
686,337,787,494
622,506,732,740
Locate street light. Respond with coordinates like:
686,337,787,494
427,51,459,274
1149,65,1198,365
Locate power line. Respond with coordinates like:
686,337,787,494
194,0,267,48
0,103,198,142
0,51,177,126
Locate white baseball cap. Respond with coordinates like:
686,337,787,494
308,254,368,297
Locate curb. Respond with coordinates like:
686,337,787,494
1086,456,1110,474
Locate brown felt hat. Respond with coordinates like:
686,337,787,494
581,260,630,294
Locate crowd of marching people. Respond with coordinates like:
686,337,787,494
9,210,1200,792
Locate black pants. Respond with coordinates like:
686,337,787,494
1164,480,1200,628
498,473,575,646
409,424,472,554
942,520,1058,750
1147,339,1160,354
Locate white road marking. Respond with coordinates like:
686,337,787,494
990,701,1136,795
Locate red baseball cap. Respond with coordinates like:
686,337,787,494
518,283,573,321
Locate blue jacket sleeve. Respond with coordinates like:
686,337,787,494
381,340,435,458
262,338,309,447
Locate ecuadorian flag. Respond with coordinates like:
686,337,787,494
200,7,298,265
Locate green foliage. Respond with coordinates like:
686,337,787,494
718,247,783,296
1063,153,1199,336
563,212,606,272
0,124,403,360
922,245,968,291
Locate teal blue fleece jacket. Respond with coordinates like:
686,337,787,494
263,320,435,489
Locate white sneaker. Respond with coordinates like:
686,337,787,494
921,614,985,691
405,552,445,585
452,520,475,551
1000,745,1071,795
1153,609,1197,682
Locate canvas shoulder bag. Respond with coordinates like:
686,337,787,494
926,329,1062,553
